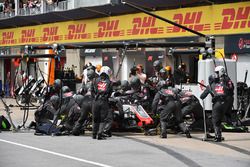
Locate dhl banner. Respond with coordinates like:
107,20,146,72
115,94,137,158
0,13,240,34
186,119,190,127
0,2,249,47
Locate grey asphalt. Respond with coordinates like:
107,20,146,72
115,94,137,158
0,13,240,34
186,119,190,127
0,98,250,167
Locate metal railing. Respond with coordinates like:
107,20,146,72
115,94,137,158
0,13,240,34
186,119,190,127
45,0,68,13
0,0,68,19
0,11,15,19
18,7,42,16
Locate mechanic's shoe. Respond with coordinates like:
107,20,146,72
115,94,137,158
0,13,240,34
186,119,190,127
97,134,106,140
146,128,157,136
185,131,192,138
206,133,215,139
214,137,222,142
160,134,167,138
28,121,37,129
103,131,112,137
92,134,97,139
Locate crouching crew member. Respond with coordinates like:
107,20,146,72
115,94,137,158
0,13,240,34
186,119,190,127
152,81,191,139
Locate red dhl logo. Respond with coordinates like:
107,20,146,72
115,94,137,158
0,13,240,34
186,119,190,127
215,7,250,30
41,27,62,42
127,16,164,35
94,20,124,38
65,24,91,40
167,11,211,33
19,29,38,43
1,32,16,44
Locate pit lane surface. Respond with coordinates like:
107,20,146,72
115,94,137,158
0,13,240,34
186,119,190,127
0,98,250,167
0,131,250,167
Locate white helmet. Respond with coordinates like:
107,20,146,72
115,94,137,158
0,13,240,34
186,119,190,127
100,66,112,78
215,66,225,77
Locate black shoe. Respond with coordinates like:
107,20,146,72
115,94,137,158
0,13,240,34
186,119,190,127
97,134,106,140
28,121,37,129
103,131,112,137
214,137,222,142
206,134,215,139
160,134,167,138
145,128,157,136
92,134,97,139
185,131,192,138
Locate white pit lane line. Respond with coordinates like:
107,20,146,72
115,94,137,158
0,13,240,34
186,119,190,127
0,139,113,167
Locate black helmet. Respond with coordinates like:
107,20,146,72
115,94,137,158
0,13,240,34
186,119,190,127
73,94,84,106
50,95,60,109
87,64,96,71
62,86,71,94
120,80,130,91
153,60,162,72
159,68,167,79
54,79,62,90
130,77,141,91
87,69,95,80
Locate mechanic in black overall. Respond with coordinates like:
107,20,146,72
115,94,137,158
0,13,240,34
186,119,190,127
152,81,192,139
71,68,96,136
200,66,230,142
219,66,235,125
92,66,113,140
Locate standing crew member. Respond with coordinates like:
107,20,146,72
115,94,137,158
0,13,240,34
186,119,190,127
92,66,113,140
200,66,229,142
219,66,234,125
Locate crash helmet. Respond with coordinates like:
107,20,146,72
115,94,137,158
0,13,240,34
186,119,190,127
54,79,62,90
87,69,95,80
96,64,102,73
62,85,71,94
50,95,60,109
73,94,84,106
153,60,162,72
130,76,141,91
214,66,226,78
86,64,96,71
165,66,172,76
100,66,112,78
159,68,167,80
120,80,130,91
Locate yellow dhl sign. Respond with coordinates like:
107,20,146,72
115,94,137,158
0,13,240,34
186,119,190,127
0,2,249,47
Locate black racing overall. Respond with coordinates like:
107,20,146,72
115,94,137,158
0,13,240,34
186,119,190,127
92,76,112,139
211,82,227,141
